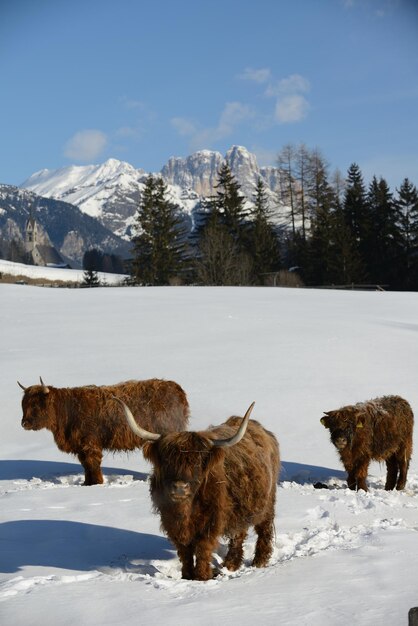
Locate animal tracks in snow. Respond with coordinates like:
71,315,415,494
0,472,146,496
1,471,418,602
0,572,102,601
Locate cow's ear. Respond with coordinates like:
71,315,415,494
142,441,158,464
205,446,225,471
320,415,330,428
356,416,365,429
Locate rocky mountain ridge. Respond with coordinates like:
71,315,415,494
0,184,130,267
22,146,286,240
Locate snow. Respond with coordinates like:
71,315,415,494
0,259,127,285
1,284,418,625
21,159,142,219
20,148,282,233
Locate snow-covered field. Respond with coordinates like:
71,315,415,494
1,284,418,625
0,259,126,285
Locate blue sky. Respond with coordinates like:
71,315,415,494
1,0,417,190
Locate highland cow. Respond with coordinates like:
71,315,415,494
320,395,413,491
19,377,189,485
116,399,280,581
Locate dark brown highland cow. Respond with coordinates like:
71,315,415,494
19,377,189,485
320,395,413,491
116,399,280,581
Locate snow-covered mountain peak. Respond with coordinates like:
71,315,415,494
21,146,285,239
21,158,146,224
93,158,140,180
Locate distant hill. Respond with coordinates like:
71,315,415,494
0,184,130,267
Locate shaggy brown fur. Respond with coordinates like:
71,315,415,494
139,415,280,581
20,378,189,485
320,395,413,491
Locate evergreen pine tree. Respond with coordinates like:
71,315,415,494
214,162,249,248
329,205,364,285
247,178,281,284
306,164,336,285
193,163,252,285
343,163,368,239
342,163,369,281
189,195,219,247
132,175,187,285
365,176,400,287
395,178,418,289
82,268,100,287
82,249,101,286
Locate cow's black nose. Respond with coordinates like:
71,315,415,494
170,481,191,499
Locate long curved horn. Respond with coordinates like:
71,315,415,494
17,381,27,391
212,402,255,448
113,397,161,441
39,376,50,394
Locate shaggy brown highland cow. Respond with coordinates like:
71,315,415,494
320,395,413,491
19,377,189,485
116,399,280,581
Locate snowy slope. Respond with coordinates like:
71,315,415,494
0,259,127,285
21,158,195,239
1,285,418,625
22,159,143,220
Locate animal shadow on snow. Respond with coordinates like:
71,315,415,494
0,459,147,483
281,461,345,487
0,519,173,574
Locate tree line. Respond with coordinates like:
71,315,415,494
130,145,418,290
131,163,280,286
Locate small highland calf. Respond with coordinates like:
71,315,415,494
320,395,413,491
116,399,280,581
19,377,189,485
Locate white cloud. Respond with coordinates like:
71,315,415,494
275,94,310,123
278,74,310,94
266,73,310,97
171,102,254,149
217,102,254,136
265,73,311,124
114,126,142,141
119,96,146,110
238,67,271,83
64,130,107,161
171,117,198,137
340,0,401,17
171,70,311,148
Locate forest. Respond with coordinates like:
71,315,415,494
130,144,418,290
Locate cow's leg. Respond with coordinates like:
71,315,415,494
223,530,247,571
177,544,194,580
78,447,103,485
253,510,275,568
396,446,411,491
352,459,369,492
346,470,357,490
194,538,218,581
385,454,398,490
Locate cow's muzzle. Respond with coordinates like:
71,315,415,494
21,417,36,430
333,436,348,450
168,481,192,502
